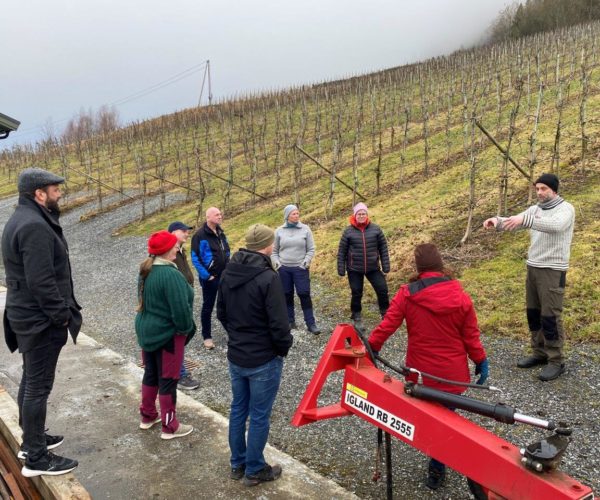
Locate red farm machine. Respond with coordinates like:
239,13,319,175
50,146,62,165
292,324,594,499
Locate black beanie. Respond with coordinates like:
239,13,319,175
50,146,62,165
534,173,559,193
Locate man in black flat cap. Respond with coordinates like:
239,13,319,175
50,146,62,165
2,167,82,476
483,173,575,381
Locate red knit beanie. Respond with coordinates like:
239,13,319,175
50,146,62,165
148,230,178,256
414,243,444,273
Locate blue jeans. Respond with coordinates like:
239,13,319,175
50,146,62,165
228,357,283,475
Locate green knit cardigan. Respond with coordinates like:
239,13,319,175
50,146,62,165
135,262,196,352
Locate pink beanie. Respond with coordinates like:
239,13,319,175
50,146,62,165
353,202,368,215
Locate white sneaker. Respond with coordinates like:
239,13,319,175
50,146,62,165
203,339,215,350
139,417,162,430
161,423,193,440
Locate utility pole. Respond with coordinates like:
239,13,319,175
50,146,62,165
198,60,213,107
207,60,212,105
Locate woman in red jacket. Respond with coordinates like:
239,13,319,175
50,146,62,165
368,243,489,490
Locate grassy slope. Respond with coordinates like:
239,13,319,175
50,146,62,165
2,25,599,341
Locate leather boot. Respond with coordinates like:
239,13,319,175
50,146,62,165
539,363,565,381
351,313,364,332
426,463,446,490
517,356,547,368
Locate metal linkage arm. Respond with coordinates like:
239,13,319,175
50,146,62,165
292,324,594,500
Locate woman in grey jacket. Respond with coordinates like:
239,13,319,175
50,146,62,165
272,205,320,334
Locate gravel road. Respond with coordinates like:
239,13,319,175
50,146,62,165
1,193,598,499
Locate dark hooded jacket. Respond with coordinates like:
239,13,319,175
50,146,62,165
337,216,390,275
217,248,293,368
368,271,486,394
1,195,82,352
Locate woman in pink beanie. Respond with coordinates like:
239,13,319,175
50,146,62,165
336,203,390,329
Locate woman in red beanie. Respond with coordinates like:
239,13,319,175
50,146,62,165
368,243,488,490
135,230,196,439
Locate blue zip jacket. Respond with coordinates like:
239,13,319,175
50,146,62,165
191,222,230,281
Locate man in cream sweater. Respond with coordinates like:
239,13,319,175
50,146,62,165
484,173,575,381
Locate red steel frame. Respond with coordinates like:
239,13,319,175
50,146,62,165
292,324,594,499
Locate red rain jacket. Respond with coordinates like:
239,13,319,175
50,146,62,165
368,271,486,394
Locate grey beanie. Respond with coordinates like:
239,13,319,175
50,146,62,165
283,204,298,223
18,168,65,194
245,223,275,251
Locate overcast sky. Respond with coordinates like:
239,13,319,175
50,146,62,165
2,0,510,149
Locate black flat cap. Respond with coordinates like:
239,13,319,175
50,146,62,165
18,167,65,193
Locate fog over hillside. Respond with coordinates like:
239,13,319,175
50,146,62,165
3,0,508,148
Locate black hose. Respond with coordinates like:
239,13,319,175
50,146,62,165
374,353,495,390
353,326,394,500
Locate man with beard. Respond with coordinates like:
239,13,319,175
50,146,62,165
483,173,575,381
2,168,82,476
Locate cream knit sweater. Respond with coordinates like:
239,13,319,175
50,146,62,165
497,196,575,271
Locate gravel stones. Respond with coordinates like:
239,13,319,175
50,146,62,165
1,193,598,498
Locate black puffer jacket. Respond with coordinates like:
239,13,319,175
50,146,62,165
337,219,390,275
217,249,293,368
2,195,82,352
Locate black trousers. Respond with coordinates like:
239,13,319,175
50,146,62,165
200,276,220,340
18,325,67,463
347,270,389,316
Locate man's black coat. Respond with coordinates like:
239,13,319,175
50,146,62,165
2,195,82,352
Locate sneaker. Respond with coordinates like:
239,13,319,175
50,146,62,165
243,464,282,487
230,464,246,480
426,464,446,490
179,375,200,390
18,434,64,459
307,324,321,335
203,339,215,350
161,423,193,440
139,416,162,430
21,452,78,477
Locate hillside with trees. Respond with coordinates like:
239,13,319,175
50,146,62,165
1,20,599,340
487,0,600,43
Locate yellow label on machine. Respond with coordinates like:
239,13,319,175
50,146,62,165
346,383,368,399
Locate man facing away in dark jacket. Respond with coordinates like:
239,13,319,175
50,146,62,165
217,223,293,487
1,167,82,477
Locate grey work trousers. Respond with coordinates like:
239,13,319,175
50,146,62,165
525,266,566,365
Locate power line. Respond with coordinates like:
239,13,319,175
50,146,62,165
10,60,210,139
110,61,208,107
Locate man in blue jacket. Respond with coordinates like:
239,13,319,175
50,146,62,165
191,207,230,349
2,168,82,477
